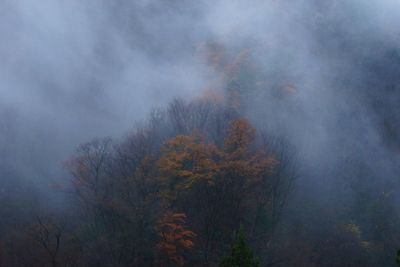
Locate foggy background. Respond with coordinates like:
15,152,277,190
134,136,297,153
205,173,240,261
0,0,400,208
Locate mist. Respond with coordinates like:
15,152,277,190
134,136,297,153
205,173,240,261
1,0,400,266
0,0,213,189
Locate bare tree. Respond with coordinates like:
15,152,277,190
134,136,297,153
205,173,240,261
28,217,62,267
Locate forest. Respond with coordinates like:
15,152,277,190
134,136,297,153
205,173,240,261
1,1,400,266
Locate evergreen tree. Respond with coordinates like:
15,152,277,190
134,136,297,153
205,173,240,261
219,228,260,267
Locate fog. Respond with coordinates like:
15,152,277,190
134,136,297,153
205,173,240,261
0,0,399,230
0,0,213,188
1,0,400,265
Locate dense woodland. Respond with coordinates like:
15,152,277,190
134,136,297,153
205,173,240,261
1,1,400,266
1,46,400,266
0,93,298,266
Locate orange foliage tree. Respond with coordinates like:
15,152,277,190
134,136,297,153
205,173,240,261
156,212,196,266
157,118,276,264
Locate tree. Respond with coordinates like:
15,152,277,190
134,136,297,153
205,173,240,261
219,227,260,267
28,217,62,267
156,212,196,266
157,118,278,264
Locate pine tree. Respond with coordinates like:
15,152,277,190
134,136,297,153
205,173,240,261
219,228,260,267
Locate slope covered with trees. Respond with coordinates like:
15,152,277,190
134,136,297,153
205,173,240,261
1,1,400,266
0,96,297,266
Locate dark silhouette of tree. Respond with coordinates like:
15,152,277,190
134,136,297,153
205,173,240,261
219,227,260,267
